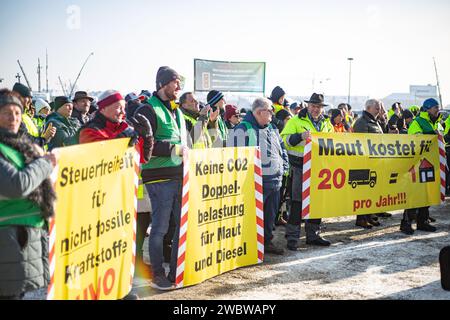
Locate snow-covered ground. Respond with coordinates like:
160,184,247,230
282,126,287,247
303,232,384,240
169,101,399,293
138,199,450,300
24,198,450,300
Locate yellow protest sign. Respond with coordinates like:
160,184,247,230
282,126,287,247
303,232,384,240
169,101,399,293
48,139,138,300
302,133,444,219
176,147,263,288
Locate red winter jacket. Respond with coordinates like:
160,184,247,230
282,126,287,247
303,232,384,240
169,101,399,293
79,112,147,163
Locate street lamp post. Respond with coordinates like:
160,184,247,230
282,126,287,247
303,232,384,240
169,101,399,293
347,58,354,105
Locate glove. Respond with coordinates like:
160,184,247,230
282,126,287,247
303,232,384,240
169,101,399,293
116,127,139,146
288,133,304,146
129,114,153,138
142,136,154,163
42,122,57,142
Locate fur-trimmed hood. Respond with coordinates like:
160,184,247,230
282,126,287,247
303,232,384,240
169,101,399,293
0,129,56,219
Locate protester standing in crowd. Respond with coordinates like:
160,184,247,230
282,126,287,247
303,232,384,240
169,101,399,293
351,99,389,228
276,109,292,129
79,90,153,299
376,101,396,219
231,97,288,255
179,92,213,148
44,96,81,151
268,86,287,131
289,102,303,116
444,114,450,196
273,108,292,226
206,90,228,147
400,98,443,235
123,91,157,279
387,102,407,132
0,89,58,300
124,92,141,118
387,102,402,121
12,83,56,147
281,93,334,250
399,109,414,133
337,103,353,132
33,98,51,133
224,104,241,130
330,108,348,133
269,86,286,115
79,89,153,152
72,91,94,125
133,66,187,290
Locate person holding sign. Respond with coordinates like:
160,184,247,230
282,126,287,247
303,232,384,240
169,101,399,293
0,89,58,300
78,90,154,300
231,97,289,255
352,99,386,228
134,66,187,290
281,93,334,251
400,98,443,235
79,89,153,158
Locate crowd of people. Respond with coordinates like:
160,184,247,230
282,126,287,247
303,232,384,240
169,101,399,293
0,65,449,299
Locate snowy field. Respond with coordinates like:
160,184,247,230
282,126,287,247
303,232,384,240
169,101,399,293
24,198,450,300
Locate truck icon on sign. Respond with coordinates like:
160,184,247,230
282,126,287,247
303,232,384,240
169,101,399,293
348,169,377,189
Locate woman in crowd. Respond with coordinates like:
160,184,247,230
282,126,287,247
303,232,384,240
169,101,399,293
0,89,58,300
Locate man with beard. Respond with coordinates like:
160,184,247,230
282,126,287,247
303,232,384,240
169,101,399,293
400,98,443,235
134,66,187,290
72,91,94,125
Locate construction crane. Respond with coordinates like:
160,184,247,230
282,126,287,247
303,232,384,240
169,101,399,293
17,60,32,90
58,76,68,96
69,52,94,97
46,49,49,93
433,57,443,108
37,58,42,92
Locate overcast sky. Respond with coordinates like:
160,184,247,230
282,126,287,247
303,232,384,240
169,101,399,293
1,0,449,106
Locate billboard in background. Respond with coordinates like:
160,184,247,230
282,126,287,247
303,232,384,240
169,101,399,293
194,59,265,93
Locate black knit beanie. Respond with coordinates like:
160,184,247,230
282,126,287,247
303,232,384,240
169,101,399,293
207,90,224,106
276,109,291,122
156,66,180,90
12,82,32,98
269,86,285,104
53,96,72,111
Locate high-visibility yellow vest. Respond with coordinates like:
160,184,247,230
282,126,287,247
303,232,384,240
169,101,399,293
281,112,334,158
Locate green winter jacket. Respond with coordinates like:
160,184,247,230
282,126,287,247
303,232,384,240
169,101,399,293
44,112,81,150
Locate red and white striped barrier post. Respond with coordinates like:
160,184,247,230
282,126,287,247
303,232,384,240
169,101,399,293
254,148,264,263
438,134,447,202
130,149,140,291
47,164,59,300
47,217,56,300
176,150,190,288
301,139,312,219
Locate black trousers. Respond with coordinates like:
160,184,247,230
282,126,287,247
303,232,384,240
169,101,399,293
136,212,151,261
403,207,429,225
